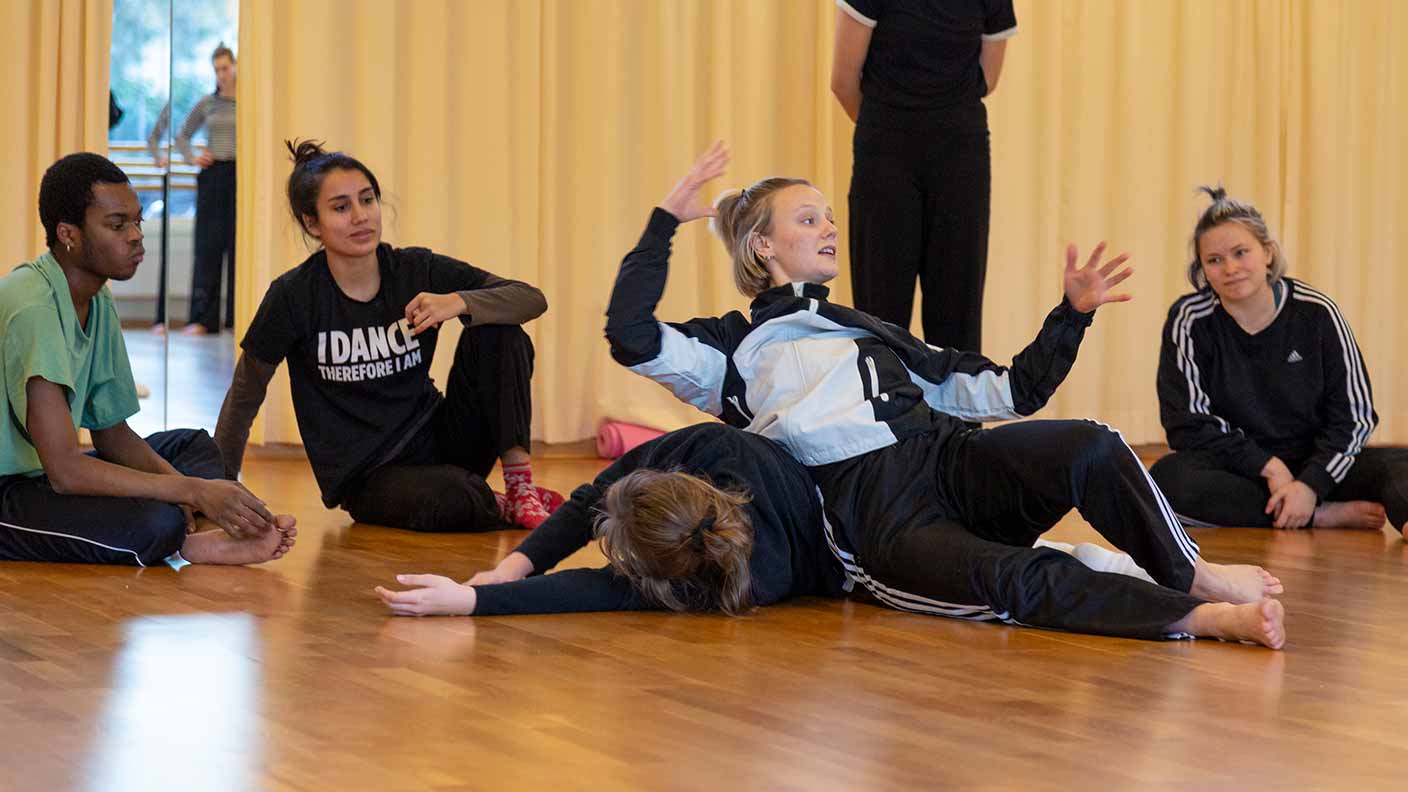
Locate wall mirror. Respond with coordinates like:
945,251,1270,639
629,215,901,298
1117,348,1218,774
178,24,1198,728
107,0,239,437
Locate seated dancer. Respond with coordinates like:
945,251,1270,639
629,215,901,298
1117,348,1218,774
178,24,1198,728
597,142,1285,640
215,140,562,532
0,153,295,566
377,424,1285,648
1152,186,1405,532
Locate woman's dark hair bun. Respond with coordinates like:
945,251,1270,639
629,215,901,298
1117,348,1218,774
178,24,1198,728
286,138,328,167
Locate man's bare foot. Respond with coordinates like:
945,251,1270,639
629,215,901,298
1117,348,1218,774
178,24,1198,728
1169,599,1286,649
1311,500,1386,530
181,323,209,336
180,514,297,565
1190,558,1284,604
151,322,166,335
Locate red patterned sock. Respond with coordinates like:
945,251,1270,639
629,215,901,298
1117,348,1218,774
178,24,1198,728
535,485,566,513
503,462,550,529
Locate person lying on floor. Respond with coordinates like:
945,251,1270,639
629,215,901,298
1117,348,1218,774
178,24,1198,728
0,153,295,567
377,423,1285,649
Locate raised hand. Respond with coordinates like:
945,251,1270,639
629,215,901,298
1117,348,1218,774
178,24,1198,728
1063,242,1133,313
376,574,477,616
659,140,730,223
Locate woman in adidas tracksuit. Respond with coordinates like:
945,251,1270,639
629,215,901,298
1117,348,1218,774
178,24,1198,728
1151,187,1407,533
376,422,1287,648
582,142,1286,647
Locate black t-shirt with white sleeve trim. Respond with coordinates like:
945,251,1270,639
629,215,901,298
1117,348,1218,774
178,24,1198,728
839,0,1017,129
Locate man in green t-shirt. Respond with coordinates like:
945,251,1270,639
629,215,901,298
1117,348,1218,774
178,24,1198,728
0,152,296,566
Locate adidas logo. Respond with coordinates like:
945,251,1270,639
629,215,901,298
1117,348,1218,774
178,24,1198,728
1287,349,1304,363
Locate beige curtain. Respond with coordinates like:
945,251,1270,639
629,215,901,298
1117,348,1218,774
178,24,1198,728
986,0,1407,443
237,0,1406,447
0,0,113,272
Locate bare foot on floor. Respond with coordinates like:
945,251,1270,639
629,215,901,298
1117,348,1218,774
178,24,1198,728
1172,599,1286,649
181,515,297,565
1312,500,1386,530
1190,559,1284,604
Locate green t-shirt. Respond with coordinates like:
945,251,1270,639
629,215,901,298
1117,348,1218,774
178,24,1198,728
0,252,139,477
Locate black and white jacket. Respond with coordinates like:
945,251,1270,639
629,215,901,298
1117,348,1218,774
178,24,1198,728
1157,277,1377,499
605,209,1095,466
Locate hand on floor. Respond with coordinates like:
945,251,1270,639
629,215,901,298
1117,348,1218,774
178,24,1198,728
376,574,476,616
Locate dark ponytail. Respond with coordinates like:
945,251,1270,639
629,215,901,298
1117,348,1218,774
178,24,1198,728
284,138,382,243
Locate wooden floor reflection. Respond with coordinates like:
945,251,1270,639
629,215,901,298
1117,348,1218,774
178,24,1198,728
2,454,1406,791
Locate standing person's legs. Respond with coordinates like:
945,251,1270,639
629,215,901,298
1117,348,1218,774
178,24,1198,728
222,164,237,329
1323,447,1408,532
188,166,225,332
848,123,925,329
921,129,990,351
1149,450,1273,527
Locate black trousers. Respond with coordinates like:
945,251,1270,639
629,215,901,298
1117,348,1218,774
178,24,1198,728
1151,447,1408,530
190,160,237,331
342,324,534,533
848,122,991,351
813,420,1205,640
0,429,226,566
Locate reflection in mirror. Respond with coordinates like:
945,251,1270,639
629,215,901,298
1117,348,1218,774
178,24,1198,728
166,1,240,436
107,0,239,437
107,0,172,437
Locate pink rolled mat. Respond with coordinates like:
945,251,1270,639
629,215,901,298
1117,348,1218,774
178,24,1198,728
596,421,667,459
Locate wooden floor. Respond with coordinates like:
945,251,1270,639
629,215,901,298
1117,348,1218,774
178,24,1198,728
3,453,1407,791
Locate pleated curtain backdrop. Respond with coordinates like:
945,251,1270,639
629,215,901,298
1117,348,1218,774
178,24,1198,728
235,0,1406,448
0,0,114,272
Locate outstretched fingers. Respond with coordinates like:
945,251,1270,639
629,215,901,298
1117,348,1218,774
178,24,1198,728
1097,252,1130,277
1083,241,1108,271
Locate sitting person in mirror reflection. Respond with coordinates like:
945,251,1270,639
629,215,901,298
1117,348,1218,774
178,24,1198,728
214,140,561,533
0,153,296,567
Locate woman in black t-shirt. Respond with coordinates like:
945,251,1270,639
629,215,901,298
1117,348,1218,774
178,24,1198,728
1152,187,1407,533
832,0,1015,352
214,140,561,532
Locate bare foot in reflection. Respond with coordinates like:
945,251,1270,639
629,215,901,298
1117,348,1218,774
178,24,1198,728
151,322,166,335
1170,599,1286,649
1191,558,1284,604
1312,501,1386,530
181,515,297,565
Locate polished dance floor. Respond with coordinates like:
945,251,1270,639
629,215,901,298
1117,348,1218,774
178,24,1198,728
2,453,1406,791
